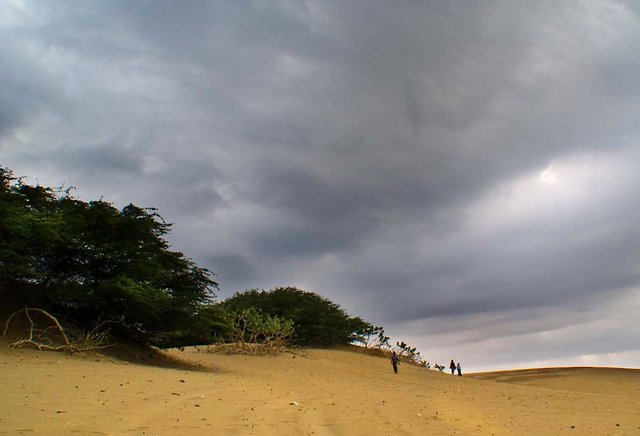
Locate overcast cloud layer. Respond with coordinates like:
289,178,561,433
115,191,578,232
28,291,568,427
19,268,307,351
2,1,639,371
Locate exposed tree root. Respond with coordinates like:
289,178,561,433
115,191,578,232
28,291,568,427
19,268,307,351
3,307,115,353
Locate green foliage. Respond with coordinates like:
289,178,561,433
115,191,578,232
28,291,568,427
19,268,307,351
352,324,391,349
233,307,294,340
0,167,225,346
222,286,369,347
225,307,295,353
158,304,233,348
395,340,425,366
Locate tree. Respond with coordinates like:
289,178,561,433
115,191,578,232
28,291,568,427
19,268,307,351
395,341,424,366
352,324,391,349
0,167,225,346
222,286,369,347
224,307,295,354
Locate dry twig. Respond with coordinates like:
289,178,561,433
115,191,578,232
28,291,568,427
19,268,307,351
3,307,115,353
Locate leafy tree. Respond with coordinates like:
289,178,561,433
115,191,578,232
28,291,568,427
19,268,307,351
395,340,425,366
352,324,391,349
0,167,225,346
160,303,233,347
225,307,295,354
222,286,369,346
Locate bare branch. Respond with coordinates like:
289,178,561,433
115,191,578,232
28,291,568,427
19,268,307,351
3,307,115,353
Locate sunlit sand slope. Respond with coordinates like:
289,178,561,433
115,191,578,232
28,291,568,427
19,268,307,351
1,337,639,435
471,366,640,396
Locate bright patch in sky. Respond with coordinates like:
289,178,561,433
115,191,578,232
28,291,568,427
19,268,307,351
538,165,559,185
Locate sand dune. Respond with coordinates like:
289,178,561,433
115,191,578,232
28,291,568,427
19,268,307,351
471,367,640,396
1,337,639,435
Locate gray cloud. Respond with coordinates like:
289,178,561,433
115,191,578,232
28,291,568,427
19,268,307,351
0,28,60,138
2,0,640,370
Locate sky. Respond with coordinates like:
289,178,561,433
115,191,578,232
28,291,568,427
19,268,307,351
2,0,639,372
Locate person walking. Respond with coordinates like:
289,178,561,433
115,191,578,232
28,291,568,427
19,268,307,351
391,351,399,374
449,359,456,375
457,362,462,376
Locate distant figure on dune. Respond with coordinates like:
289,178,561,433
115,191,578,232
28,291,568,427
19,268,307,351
457,362,462,376
450,359,456,375
391,351,399,374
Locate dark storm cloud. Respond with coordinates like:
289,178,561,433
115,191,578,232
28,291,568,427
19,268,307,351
205,253,257,291
0,27,60,138
55,143,144,175
2,0,640,369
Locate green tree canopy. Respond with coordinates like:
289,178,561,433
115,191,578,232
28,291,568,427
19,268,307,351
0,167,226,346
222,286,369,346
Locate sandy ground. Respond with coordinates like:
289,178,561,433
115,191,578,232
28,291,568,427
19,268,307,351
1,337,639,435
